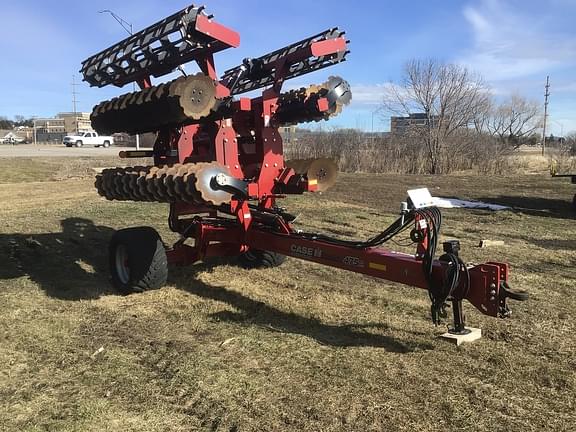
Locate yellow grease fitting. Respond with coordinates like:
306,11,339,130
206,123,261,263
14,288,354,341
368,262,387,272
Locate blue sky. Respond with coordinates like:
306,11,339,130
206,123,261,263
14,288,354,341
0,0,574,135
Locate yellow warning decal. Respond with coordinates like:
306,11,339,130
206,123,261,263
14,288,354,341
368,262,387,271
308,179,318,186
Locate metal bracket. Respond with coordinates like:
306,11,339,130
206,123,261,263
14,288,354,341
213,173,249,198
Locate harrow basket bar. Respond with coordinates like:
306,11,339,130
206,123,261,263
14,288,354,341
220,28,349,95
81,4,239,88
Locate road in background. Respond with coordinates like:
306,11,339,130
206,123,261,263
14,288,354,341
0,144,136,158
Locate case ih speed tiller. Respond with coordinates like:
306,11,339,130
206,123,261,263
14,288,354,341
82,4,527,336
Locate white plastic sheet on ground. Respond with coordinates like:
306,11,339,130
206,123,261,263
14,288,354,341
431,197,510,211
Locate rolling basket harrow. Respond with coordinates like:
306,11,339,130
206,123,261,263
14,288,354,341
81,4,527,335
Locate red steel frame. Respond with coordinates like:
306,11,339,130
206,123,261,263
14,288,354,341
127,14,515,322
165,211,509,319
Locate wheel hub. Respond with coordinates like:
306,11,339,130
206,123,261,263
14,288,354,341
115,244,130,284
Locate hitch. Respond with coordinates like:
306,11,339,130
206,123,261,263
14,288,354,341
498,280,529,318
440,240,528,337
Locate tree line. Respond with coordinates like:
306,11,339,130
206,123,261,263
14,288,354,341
0,116,34,129
381,59,547,174
288,58,574,175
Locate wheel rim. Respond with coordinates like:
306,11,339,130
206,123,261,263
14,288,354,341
115,245,130,284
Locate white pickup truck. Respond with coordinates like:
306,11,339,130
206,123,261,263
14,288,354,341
63,131,114,148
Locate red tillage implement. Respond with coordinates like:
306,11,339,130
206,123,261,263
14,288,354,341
81,4,527,335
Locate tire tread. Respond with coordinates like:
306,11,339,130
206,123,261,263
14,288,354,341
109,227,168,294
239,249,285,269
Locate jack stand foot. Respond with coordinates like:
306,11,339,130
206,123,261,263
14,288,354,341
449,326,471,336
440,327,482,346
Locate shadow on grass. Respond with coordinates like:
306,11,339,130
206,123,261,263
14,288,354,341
0,217,116,300
522,238,576,251
0,218,433,351
171,265,433,352
476,195,575,219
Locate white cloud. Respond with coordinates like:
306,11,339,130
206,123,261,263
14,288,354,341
458,0,576,82
457,0,576,133
349,84,388,105
348,83,412,107
555,82,576,93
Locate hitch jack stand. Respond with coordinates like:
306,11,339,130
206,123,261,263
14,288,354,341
437,240,482,345
441,300,482,345
450,299,469,335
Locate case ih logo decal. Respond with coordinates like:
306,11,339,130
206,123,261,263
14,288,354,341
290,244,323,258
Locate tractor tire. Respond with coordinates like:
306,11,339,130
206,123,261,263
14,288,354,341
109,227,168,294
75,140,83,147
103,140,110,148
239,249,286,269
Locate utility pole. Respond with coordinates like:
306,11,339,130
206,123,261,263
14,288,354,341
542,76,550,156
72,75,80,133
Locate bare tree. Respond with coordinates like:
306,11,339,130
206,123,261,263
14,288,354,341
382,59,490,174
472,98,494,134
550,132,576,173
485,94,542,149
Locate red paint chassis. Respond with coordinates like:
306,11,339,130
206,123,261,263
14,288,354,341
165,201,513,324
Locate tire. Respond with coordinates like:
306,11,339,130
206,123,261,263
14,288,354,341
239,249,286,269
109,227,168,294
75,140,83,147
102,141,110,148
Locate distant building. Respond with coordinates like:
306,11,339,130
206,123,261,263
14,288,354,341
390,113,439,134
0,130,28,144
546,135,565,145
14,126,34,141
34,112,92,142
0,126,34,144
34,118,66,142
57,112,92,134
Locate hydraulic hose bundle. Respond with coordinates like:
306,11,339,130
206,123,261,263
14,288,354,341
285,205,470,324
416,207,470,325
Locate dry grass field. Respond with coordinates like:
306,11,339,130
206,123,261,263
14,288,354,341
0,156,574,431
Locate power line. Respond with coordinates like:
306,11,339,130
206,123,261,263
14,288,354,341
98,9,133,36
98,9,141,149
